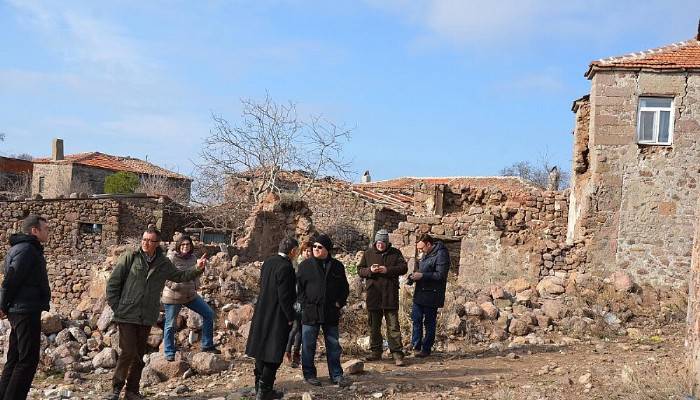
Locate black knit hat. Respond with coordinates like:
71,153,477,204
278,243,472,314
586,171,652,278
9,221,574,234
314,234,333,252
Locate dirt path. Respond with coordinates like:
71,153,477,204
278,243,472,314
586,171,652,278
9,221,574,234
30,323,688,400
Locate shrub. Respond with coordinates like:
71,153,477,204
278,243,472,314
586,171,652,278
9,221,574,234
104,172,139,194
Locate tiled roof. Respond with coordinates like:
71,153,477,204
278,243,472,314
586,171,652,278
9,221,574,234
34,152,190,180
585,38,700,78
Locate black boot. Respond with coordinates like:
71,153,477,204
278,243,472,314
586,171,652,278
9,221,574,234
257,380,284,400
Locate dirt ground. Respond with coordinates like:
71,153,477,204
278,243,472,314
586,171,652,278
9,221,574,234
30,321,689,400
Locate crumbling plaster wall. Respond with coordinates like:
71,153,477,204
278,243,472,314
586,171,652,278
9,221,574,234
569,70,700,287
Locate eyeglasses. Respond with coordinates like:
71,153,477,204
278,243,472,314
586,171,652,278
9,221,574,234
180,243,192,246
313,244,325,250
141,239,159,244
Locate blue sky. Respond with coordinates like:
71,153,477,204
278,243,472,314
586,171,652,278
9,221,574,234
1,1,699,182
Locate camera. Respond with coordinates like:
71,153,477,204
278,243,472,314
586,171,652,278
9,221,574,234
406,275,414,286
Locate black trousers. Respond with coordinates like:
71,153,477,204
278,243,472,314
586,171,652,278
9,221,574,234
254,359,281,392
0,312,42,400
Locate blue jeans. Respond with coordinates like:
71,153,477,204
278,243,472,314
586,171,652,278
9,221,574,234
301,324,343,381
163,296,215,357
411,303,437,354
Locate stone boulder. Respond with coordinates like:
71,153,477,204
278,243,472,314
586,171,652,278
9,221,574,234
508,318,530,336
541,299,566,320
149,353,189,380
227,304,254,329
92,348,118,369
148,328,164,349
191,352,229,374
238,321,252,340
341,359,364,375
140,366,163,388
480,302,499,320
68,327,88,344
463,301,483,318
536,277,566,296
96,306,114,332
611,271,634,292
504,278,531,295
41,312,63,335
490,285,507,300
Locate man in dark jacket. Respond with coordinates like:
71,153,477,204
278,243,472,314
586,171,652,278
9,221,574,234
409,234,450,358
0,215,51,400
357,229,407,366
245,237,298,400
297,234,350,387
103,226,206,400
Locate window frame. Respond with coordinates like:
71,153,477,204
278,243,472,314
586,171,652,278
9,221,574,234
38,176,45,193
636,96,674,146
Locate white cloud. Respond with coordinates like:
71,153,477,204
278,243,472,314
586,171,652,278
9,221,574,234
367,0,700,49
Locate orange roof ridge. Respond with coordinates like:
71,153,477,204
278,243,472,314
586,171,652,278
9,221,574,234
585,38,700,78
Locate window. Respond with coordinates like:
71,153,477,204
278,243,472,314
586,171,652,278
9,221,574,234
79,223,102,234
637,97,674,145
38,176,45,193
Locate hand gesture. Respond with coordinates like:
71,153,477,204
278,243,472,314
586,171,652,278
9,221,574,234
196,253,208,271
411,272,423,281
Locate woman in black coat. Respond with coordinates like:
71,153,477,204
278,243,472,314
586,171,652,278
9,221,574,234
245,238,298,400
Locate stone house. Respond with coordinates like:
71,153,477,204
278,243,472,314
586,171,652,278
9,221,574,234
32,138,192,201
567,32,700,287
0,194,190,311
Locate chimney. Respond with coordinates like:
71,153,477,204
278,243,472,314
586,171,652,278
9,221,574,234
361,170,371,183
52,138,64,161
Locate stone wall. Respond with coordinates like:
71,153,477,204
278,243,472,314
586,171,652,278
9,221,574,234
31,163,73,198
568,71,700,287
688,194,700,395
388,183,579,289
0,196,186,312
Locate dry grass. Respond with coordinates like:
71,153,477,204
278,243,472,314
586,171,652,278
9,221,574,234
615,363,690,400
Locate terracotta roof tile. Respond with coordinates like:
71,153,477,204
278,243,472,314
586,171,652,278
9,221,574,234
585,38,700,78
355,176,540,192
34,152,190,180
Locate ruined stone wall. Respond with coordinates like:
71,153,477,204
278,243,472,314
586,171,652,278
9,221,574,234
71,164,111,194
0,196,185,313
569,71,700,287
389,184,579,289
304,185,379,251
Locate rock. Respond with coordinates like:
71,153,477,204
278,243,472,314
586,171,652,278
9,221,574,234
494,298,513,309
490,285,507,299
227,304,255,328
356,336,371,350
148,328,163,348
504,278,531,295
149,353,189,380
96,307,114,332
187,310,203,329
515,289,535,304
238,321,252,340
536,315,552,328
541,299,566,320
140,366,162,388
49,342,81,370
626,328,643,340
578,373,591,384
191,352,229,374
302,393,313,400
508,318,529,336
445,314,464,334
41,312,62,335
92,348,118,369
612,271,634,292
536,277,566,296
54,329,73,346
68,327,88,344
463,301,482,317
480,302,499,320
342,359,364,375
87,337,102,352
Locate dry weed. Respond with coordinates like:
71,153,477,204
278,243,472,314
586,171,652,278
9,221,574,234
616,363,690,400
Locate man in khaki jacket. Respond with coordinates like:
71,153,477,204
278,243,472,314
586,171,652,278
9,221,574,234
103,226,206,400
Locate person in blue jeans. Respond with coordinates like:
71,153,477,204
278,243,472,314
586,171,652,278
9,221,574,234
296,235,350,387
161,235,219,361
408,234,450,358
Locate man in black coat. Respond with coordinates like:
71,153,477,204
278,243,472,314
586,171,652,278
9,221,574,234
0,215,51,400
408,234,450,358
297,234,350,387
245,237,299,400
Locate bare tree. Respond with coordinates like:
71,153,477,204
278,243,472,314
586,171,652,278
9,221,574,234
197,93,353,205
136,175,190,204
0,171,31,199
500,151,570,190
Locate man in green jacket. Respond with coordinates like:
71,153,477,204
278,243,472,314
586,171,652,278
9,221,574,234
103,226,206,400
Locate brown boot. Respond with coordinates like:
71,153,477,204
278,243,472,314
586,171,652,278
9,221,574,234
365,351,382,361
392,352,405,366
